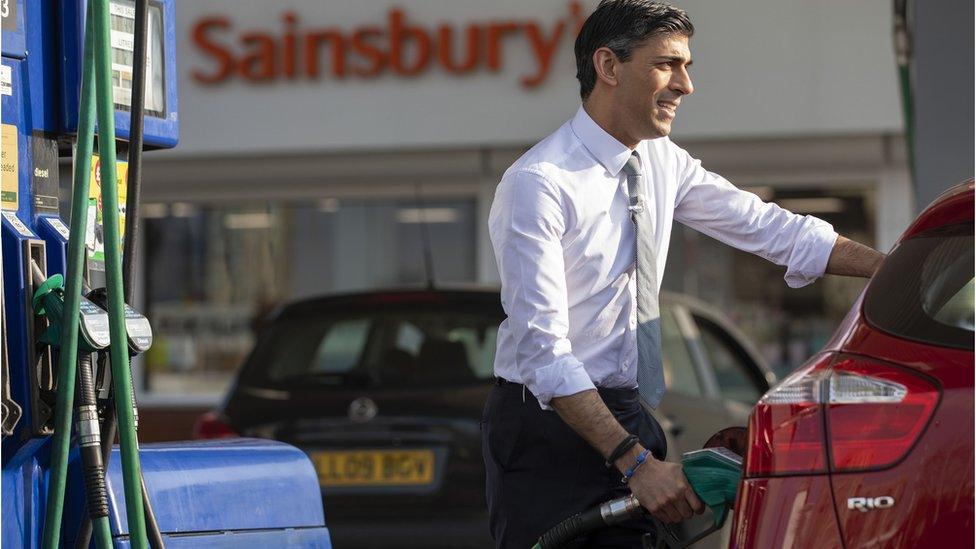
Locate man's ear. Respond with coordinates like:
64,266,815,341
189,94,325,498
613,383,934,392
592,47,620,89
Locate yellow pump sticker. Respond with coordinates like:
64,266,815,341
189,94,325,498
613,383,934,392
86,154,128,264
1,123,17,210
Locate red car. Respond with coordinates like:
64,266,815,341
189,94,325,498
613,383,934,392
730,181,974,548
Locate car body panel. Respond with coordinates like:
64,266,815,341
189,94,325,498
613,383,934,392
902,180,974,238
730,477,843,548
828,387,974,548
829,325,974,548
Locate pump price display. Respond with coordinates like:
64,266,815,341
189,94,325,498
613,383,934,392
109,0,166,117
311,449,434,487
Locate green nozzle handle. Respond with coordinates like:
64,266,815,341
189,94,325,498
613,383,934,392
681,447,742,528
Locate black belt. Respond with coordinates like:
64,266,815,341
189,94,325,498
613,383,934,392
494,377,517,387
493,377,639,401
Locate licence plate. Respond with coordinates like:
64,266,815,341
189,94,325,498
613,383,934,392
311,449,435,487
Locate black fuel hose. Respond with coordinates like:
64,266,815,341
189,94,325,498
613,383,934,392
537,507,607,548
536,495,643,549
75,353,110,520
75,331,157,549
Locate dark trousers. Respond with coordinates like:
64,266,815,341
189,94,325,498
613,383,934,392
481,382,668,549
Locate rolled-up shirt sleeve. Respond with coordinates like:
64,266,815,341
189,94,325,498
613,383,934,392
672,147,838,288
489,169,595,408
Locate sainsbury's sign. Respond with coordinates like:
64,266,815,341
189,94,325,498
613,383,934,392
192,2,586,89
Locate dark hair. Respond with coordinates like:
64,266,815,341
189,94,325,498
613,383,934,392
575,1,694,100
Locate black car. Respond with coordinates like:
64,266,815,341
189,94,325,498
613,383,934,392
195,288,774,548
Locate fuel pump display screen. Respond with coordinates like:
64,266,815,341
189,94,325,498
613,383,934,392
109,0,166,118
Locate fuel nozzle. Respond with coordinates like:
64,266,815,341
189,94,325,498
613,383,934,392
648,446,743,549
681,447,741,527
85,288,153,355
27,262,112,522
30,262,111,352
535,446,744,549
84,288,152,431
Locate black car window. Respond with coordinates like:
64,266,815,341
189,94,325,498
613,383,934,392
864,223,974,350
250,309,500,387
661,308,703,397
310,318,371,374
693,315,764,405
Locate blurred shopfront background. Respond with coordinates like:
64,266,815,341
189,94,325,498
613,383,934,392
93,0,914,433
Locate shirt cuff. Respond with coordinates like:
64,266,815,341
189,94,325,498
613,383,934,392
784,217,839,288
525,355,595,410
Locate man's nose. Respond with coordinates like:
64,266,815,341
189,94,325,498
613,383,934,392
671,67,694,96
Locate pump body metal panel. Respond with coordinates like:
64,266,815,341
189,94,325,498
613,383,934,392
114,529,333,548
1,56,32,223
59,439,332,547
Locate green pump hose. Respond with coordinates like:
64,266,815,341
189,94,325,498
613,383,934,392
90,0,150,545
31,271,114,549
893,0,915,183
39,0,149,547
39,4,113,548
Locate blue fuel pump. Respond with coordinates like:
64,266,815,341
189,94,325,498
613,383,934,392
1,1,331,547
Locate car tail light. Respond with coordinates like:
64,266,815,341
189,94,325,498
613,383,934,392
192,411,239,439
746,354,940,477
825,358,940,471
746,355,832,476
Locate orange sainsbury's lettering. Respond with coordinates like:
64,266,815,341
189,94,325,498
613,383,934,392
239,31,276,81
304,29,346,79
389,8,431,76
437,24,480,74
190,3,589,88
522,20,565,88
192,17,235,84
350,27,386,77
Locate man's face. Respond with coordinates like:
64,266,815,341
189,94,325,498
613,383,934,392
615,33,694,139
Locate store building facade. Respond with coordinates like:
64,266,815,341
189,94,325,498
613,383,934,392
135,0,912,406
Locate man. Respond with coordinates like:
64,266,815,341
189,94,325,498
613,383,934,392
483,1,885,547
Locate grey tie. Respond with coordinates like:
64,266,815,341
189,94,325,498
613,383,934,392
622,152,665,409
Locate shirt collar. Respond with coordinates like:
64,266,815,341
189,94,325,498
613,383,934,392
570,105,634,177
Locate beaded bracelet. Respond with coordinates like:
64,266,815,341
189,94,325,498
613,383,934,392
620,449,651,484
605,434,639,468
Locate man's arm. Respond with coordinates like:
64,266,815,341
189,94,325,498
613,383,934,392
672,147,874,288
825,235,885,277
551,391,704,523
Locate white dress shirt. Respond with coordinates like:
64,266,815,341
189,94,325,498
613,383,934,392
488,106,838,409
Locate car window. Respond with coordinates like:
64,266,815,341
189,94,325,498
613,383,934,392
865,223,974,350
393,321,425,355
661,307,703,397
448,325,498,379
693,315,763,405
311,318,371,374
251,308,500,387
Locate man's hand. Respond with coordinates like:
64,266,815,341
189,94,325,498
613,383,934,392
615,445,705,523
551,390,705,523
